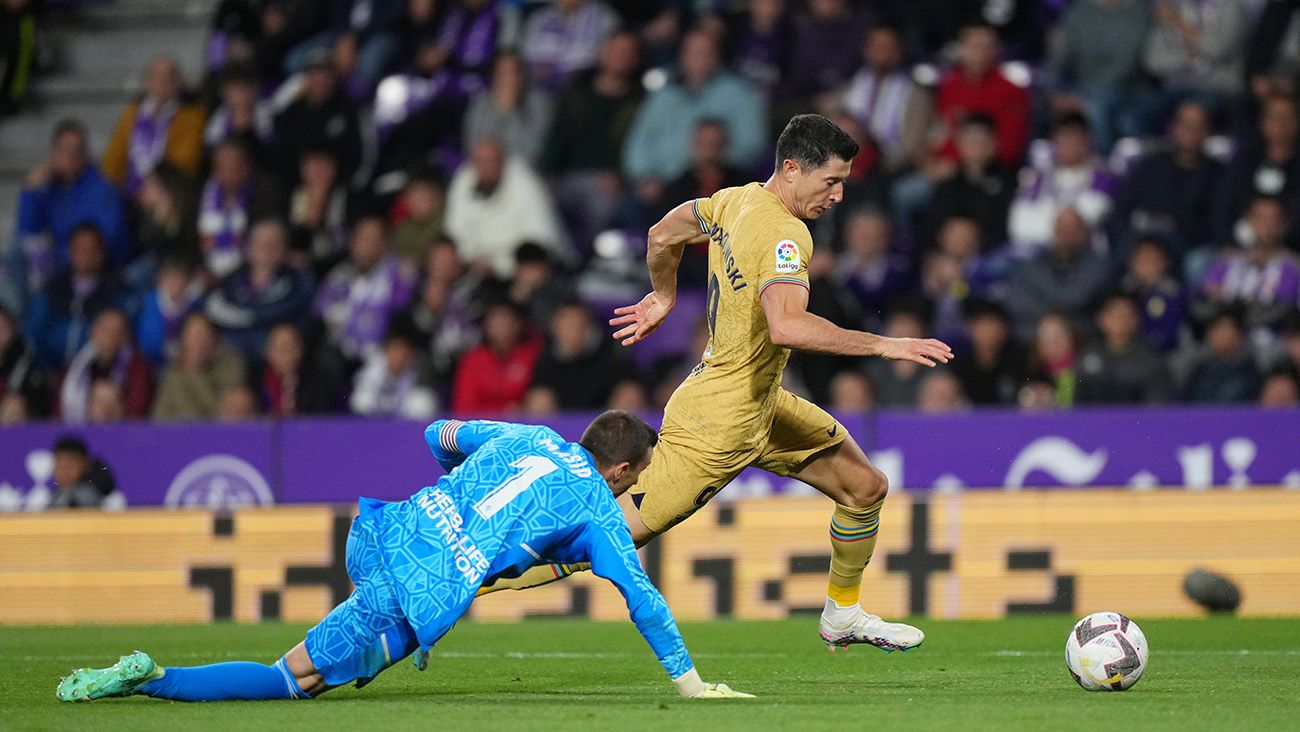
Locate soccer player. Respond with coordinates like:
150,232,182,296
483,115,953,653
55,412,752,702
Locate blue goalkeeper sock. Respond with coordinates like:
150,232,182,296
141,657,309,701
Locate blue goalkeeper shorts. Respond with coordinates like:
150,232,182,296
304,517,421,687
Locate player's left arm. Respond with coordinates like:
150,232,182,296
424,419,511,472
610,200,711,346
582,519,753,699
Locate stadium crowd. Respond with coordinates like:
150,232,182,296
4,0,1300,426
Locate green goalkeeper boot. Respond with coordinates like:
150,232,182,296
56,651,163,702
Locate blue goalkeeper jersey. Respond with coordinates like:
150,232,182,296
356,419,693,681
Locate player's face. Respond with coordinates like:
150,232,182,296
792,157,851,219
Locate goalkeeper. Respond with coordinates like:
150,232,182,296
56,412,751,702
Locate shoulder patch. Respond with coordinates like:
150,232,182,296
774,240,801,273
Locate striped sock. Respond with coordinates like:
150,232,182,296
475,562,591,596
826,500,884,607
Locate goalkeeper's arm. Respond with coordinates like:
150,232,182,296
583,522,753,699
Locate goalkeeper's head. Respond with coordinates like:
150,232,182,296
580,410,659,496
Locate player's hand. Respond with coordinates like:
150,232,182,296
610,291,673,346
876,337,954,367
689,682,755,699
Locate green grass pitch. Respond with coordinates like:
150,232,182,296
4,616,1298,731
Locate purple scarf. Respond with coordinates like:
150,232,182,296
127,98,178,195
61,343,131,424
198,180,251,278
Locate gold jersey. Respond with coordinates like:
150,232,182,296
663,182,813,451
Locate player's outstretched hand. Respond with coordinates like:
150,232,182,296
876,336,954,367
610,291,673,346
689,682,756,699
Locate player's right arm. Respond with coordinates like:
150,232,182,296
424,419,511,472
579,516,753,699
760,282,955,367
610,200,711,346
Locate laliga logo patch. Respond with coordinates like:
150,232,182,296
774,240,800,273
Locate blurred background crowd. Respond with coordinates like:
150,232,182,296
4,0,1300,428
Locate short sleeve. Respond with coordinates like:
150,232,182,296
691,196,714,235
756,223,814,298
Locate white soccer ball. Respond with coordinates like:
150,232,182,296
1064,612,1149,691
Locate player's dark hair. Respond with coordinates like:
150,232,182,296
775,114,859,171
580,411,658,469
53,435,89,457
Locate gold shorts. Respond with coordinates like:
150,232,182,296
629,388,847,534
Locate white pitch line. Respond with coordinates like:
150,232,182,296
992,649,1300,657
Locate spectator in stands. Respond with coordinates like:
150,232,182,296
1142,0,1248,126
394,0,446,70
1246,0,1300,94
790,248,867,405
314,216,417,362
135,258,204,366
0,305,48,421
389,270,479,396
8,120,129,310
933,24,1030,170
258,322,339,415
1008,112,1116,255
924,113,1015,247
151,312,247,420
1200,196,1300,336
444,138,569,277
922,216,1009,345
58,309,154,423
435,0,516,95
520,0,620,91
0,0,36,116
1214,94,1300,246
952,299,1025,406
836,208,914,328
204,64,274,162
274,49,363,186
287,145,350,274
349,325,437,418
49,436,119,509
840,24,930,176
527,301,627,411
389,170,445,266
1076,292,1170,404
131,164,200,288
205,220,315,358
605,378,649,411
502,242,570,330
828,370,873,412
815,111,890,245
1184,306,1261,402
1259,366,1300,406
213,0,332,79
463,52,554,165
1006,208,1113,339
1119,237,1188,352
1112,100,1223,269
916,371,969,414
214,385,258,420
1027,311,1080,408
102,57,206,194
865,302,931,407
780,0,870,107
198,139,264,278
622,29,766,185
22,224,128,370
1045,0,1151,148
86,380,126,423
539,30,643,249
451,299,541,414
730,0,791,97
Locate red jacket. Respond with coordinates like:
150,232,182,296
451,337,542,414
934,68,1030,169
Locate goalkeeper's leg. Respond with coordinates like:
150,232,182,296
477,562,591,595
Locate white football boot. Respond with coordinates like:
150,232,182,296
819,600,925,653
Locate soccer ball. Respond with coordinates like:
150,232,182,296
1064,612,1149,691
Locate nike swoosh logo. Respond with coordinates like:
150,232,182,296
828,425,838,438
